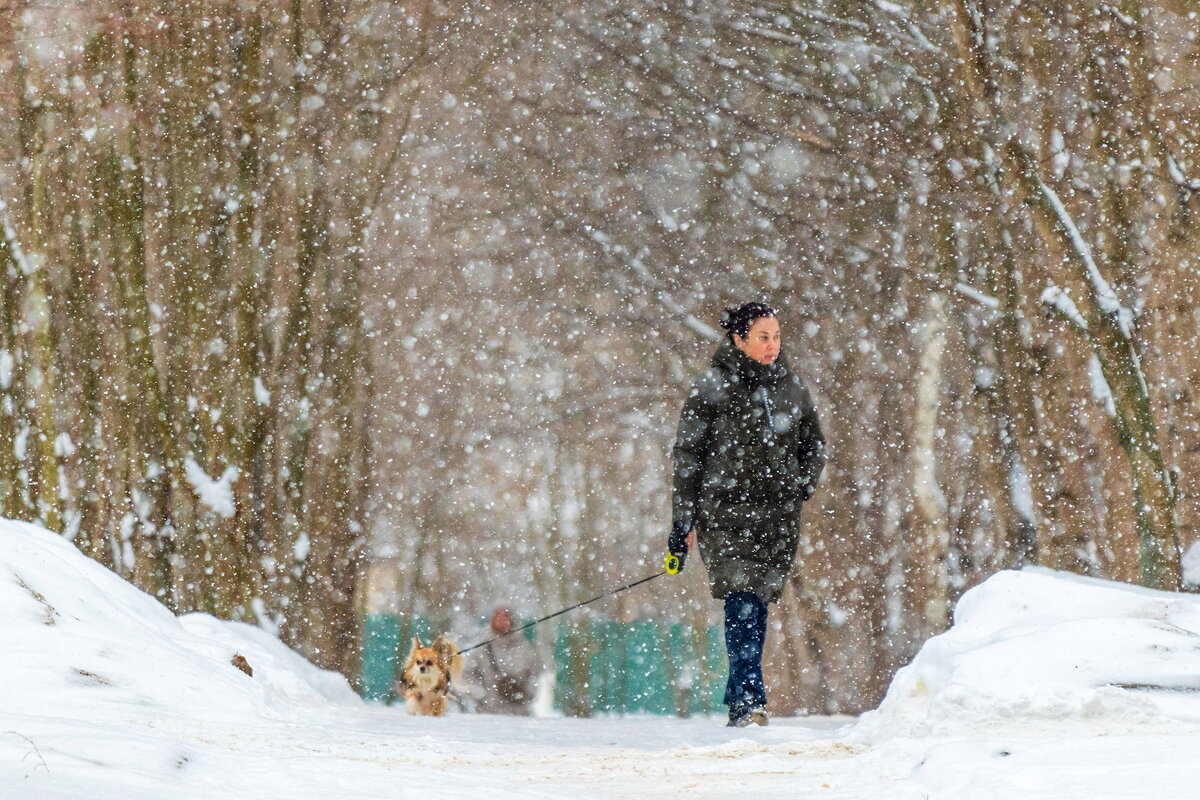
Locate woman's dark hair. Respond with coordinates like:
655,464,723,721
720,302,777,340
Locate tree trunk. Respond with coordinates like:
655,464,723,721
944,0,1181,589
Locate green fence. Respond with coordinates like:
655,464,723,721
360,614,726,715
360,613,432,703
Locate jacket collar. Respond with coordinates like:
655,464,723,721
712,337,789,389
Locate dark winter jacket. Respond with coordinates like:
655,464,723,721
671,338,825,603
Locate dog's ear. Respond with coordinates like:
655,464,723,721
432,636,457,663
411,635,424,651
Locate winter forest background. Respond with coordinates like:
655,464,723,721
1,0,1199,715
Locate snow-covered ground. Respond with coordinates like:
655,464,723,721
4,519,1200,799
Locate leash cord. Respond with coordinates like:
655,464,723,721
453,570,668,657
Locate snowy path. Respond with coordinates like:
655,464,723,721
12,701,1200,799
4,707,907,799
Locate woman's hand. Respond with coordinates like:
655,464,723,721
667,522,693,572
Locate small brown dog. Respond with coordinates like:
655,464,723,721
398,635,464,716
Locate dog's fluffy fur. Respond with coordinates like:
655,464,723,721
398,635,464,716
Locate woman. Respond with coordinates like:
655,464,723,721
666,301,825,727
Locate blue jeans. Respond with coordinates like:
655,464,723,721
723,591,768,711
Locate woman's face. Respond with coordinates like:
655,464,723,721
734,316,781,365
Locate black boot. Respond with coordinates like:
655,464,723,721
726,705,751,728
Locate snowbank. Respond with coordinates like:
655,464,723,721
7,521,1200,798
0,520,359,723
856,567,1200,740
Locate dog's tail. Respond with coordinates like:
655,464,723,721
433,635,465,685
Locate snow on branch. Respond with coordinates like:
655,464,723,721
787,4,870,32
0,201,34,275
1087,354,1118,417
954,282,1000,311
1099,3,1137,28
581,225,721,342
1167,152,1200,192
1040,285,1088,332
184,458,239,519
1034,175,1136,338
725,20,812,48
